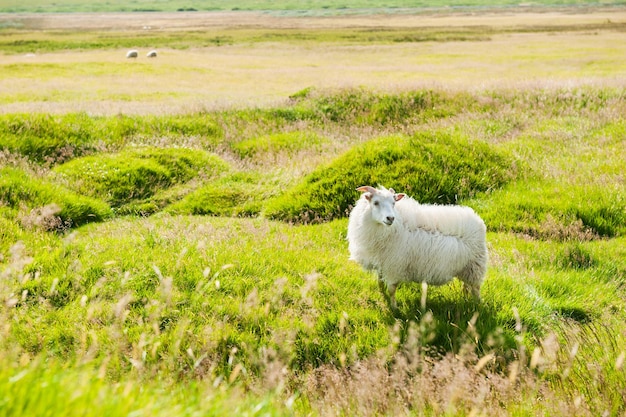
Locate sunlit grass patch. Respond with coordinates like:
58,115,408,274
53,147,229,211
232,131,328,159
0,61,173,79
286,88,475,125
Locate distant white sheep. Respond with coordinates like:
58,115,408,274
347,185,487,310
146,50,157,58
126,50,138,58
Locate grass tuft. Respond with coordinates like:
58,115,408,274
0,166,112,228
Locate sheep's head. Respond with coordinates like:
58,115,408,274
356,186,405,226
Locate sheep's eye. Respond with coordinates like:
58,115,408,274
373,201,379,206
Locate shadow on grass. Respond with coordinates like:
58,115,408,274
293,280,594,371
381,285,519,356
381,282,594,361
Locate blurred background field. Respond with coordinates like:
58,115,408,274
2,0,625,13
1,7,625,114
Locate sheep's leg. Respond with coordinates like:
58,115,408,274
377,274,390,304
388,282,398,311
378,278,387,296
463,282,481,301
377,272,398,311
460,259,485,301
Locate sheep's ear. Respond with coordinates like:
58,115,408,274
356,186,376,201
394,193,405,201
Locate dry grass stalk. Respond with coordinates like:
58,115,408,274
18,203,65,232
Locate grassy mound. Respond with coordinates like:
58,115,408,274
475,182,626,240
53,147,229,211
0,113,101,165
166,172,276,217
0,113,223,165
264,131,519,223
231,131,328,159
0,167,111,229
280,88,475,126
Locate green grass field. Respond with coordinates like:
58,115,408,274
2,0,626,13
1,5,626,417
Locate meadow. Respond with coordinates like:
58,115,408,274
3,0,626,13
1,6,626,417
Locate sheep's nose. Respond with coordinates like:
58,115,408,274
385,216,395,225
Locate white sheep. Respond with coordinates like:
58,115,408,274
347,185,487,310
126,50,138,58
146,50,157,58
